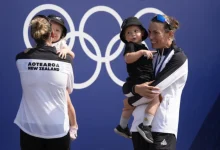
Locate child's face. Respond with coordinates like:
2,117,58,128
51,21,63,43
124,25,143,43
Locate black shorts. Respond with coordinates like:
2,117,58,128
20,129,70,150
132,132,150,150
132,132,176,150
123,81,151,106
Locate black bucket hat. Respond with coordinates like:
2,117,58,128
47,14,67,38
120,17,148,43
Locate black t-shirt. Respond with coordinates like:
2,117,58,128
123,42,154,83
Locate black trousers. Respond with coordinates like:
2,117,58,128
132,132,150,150
20,130,70,150
132,132,176,150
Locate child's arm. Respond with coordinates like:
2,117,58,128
60,47,75,59
57,40,75,59
67,50,75,59
125,50,153,64
124,51,143,64
123,42,153,64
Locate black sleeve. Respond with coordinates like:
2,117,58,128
65,54,73,64
150,51,188,91
16,52,25,61
123,42,135,56
16,48,72,64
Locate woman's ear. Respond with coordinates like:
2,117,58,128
168,30,174,39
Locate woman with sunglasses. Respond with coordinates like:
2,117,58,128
131,14,188,150
14,15,73,150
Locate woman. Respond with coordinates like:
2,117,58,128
14,15,74,150
130,14,188,150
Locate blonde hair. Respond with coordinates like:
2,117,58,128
30,17,51,42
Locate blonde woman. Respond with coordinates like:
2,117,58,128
14,15,73,150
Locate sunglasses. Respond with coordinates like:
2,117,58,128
156,14,170,24
155,14,172,30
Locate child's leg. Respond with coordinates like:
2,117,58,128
114,81,138,138
136,95,161,143
66,93,78,140
118,81,136,129
114,98,134,138
143,95,161,127
67,97,78,129
119,98,135,129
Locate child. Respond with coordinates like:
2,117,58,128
47,14,78,140
114,17,161,143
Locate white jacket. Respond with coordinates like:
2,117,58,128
14,45,74,139
131,45,188,138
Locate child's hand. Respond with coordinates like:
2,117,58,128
141,50,153,59
151,50,157,55
57,48,69,59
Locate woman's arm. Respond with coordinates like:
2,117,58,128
134,50,188,98
66,90,78,128
150,51,188,91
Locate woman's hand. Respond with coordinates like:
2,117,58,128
134,81,160,99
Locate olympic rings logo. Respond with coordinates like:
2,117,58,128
23,4,164,89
